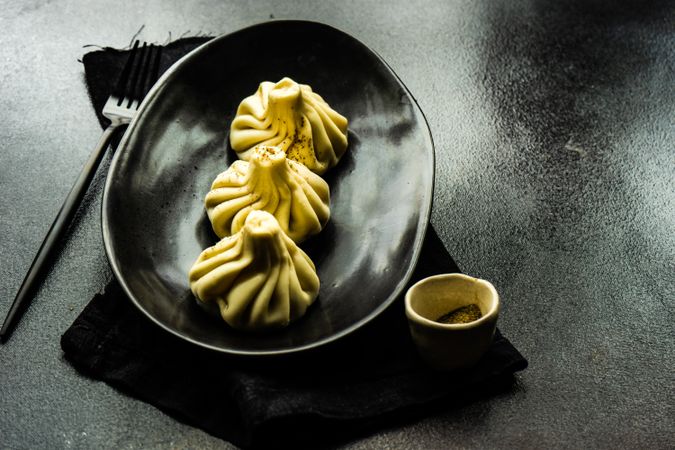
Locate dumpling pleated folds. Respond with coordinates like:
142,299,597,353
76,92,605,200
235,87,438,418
189,210,320,331
205,145,330,243
229,77,349,175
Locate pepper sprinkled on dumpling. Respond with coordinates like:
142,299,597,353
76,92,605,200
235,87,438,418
205,144,330,243
230,77,348,175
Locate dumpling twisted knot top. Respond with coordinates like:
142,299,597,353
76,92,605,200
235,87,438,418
205,145,330,243
188,210,320,331
230,77,349,175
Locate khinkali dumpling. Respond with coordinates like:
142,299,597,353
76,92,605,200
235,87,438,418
205,145,330,243
188,210,320,331
230,77,348,175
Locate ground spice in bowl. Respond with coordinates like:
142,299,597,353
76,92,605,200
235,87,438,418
436,303,482,324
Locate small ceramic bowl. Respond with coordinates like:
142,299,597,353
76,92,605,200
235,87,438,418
405,273,500,371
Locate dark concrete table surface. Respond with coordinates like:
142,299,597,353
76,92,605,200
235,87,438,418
1,0,673,448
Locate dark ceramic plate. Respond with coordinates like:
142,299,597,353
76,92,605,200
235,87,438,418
102,21,435,355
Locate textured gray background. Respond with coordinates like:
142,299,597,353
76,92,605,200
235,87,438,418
1,0,673,448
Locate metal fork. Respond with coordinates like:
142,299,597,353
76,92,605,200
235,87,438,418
0,41,162,343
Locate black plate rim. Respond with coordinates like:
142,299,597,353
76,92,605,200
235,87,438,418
101,20,436,356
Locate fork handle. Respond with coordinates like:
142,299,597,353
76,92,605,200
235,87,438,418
0,124,119,343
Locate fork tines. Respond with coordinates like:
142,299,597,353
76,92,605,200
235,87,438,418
113,41,162,107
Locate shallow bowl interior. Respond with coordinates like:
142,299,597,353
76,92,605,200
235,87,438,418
103,21,435,355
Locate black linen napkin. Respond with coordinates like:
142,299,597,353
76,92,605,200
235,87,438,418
62,38,527,449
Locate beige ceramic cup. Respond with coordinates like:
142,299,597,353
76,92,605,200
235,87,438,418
405,273,500,371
